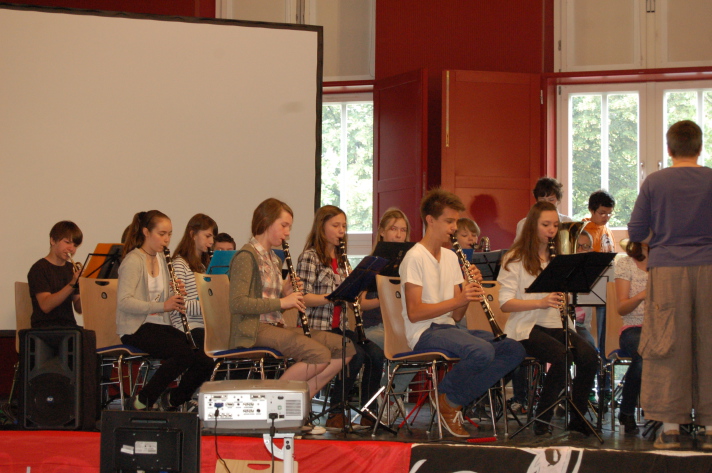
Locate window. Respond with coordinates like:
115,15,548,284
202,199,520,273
558,80,712,239
321,94,374,260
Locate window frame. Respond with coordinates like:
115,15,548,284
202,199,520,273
557,78,712,247
321,92,374,259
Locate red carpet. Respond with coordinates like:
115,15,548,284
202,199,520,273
0,431,411,473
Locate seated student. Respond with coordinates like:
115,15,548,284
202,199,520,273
582,189,616,358
28,221,83,328
400,188,526,437
229,198,352,407
454,217,480,250
214,232,236,251
117,210,214,411
614,239,648,434
583,190,616,253
569,225,597,349
297,205,385,429
360,208,413,416
515,177,572,240
498,201,598,436
170,213,219,355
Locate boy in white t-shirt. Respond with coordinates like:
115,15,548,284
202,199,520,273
399,188,526,437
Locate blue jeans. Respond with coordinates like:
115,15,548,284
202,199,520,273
414,324,526,407
618,326,642,416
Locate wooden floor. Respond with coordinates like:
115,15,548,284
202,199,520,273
213,398,701,453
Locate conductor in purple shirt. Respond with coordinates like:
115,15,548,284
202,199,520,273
628,120,712,450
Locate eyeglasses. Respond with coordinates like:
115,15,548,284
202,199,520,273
577,243,593,251
595,211,613,218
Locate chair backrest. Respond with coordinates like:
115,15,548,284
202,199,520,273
14,281,32,353
194,273,231,355
605,281,624,355
79,277,121,349
465,281,509,332
376,275,412,358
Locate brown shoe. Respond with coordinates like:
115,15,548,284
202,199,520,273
326,412,347,429
437,393,469,438
359,415,375,427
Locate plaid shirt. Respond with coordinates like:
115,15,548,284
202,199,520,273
250,237,284,324
296,248,348,331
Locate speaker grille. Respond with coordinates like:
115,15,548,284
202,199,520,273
26,372,76,427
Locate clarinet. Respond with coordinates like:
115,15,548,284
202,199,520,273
163,246,198,350
547,238,576,329
207,247,213,265
337,239,368,344
450,234,507,341
281,240,311,338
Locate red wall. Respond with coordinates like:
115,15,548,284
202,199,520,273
6,1,215,18
376,0,554,187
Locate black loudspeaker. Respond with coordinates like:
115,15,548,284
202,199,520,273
20,328,98,430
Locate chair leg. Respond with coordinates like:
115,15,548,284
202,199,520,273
431,360,443,440
116,354,126,410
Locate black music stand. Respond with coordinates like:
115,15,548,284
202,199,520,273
83,251,120,279
509,252,614,443
312,255,393,435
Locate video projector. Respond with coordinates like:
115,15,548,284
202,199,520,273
198,379,309,432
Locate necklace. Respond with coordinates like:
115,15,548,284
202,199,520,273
140,247,157,257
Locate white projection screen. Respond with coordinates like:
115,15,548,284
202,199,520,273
0,5,322,330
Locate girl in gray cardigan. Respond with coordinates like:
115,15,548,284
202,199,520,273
117,210,214,410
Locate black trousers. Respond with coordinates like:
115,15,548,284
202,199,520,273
121,324,214,406
520,325,598,422
329,328,385,411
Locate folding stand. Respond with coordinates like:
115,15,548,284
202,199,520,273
509,252,614,443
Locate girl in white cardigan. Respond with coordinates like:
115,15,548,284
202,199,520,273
117,210,214,411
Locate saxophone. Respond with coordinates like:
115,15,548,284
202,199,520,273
281,240,312,338
163,247,198,350
476,236,490,252
337,239,367,344
450,235,506,341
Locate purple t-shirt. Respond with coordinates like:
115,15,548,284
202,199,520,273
628,166,712,268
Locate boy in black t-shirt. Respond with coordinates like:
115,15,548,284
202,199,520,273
27,221,83,328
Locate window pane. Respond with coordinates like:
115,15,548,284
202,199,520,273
703,91,712,168
345,103,373,232
664,91,698,167
608,93,639,228
320,101,373,233
570,95,602,220
321,104,342,208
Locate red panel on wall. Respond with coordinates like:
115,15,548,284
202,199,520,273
375,0,553,182
442,70,541,249
374,69,428,241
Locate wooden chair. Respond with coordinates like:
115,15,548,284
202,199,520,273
374,275,460,439
195,273,286,380
79,277,152,409
467,281,545,429
7,282,34,413
14,282,32,353
602,280,633,431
